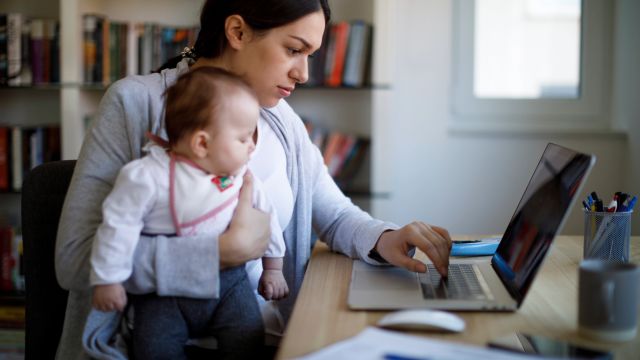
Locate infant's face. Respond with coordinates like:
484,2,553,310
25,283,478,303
205,91,259,177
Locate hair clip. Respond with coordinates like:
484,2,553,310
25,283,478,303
181,47,197,59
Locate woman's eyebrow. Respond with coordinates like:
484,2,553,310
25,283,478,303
288,35,311,49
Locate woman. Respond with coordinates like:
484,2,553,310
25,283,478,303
56,0,452,358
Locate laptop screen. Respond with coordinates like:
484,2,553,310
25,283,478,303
491,143,595,305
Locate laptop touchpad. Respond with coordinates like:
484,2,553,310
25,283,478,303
353,267,418,291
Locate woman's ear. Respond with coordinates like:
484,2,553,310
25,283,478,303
225,14,252,50
190,130,210,158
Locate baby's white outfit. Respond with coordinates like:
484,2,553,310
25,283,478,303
90,143,284,286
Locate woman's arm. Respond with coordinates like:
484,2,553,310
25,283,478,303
282,103,451,275
56,79,142,291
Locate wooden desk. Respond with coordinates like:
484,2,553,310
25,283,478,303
277,236,640,359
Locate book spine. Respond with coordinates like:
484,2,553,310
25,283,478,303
119,23,127,79
42,19,57,84
109,22,117,83
6,14,22,86
30,19,45,84
0,127,8,190
127,22,137,77
102,18,110,85
326,22,350,87
50,21,60,83
30,128,44,170
83,15,97,83
0,14,8,85
0,226,15,292
10,127,21,191
17,20,32,85
93,17,103,84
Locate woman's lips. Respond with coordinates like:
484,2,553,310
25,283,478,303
278,86,293,97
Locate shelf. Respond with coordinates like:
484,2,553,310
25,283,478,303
0,292,25,306
0,85,63,91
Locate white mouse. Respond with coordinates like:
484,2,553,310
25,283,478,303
377,309,466,333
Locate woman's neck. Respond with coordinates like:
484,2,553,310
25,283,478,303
191,56,232,72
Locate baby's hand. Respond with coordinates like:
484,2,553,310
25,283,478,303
92,283,127,312
258,270,289,300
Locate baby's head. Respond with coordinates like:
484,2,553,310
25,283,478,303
164,67,259,176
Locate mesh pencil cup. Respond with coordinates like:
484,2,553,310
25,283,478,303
583,210,633,262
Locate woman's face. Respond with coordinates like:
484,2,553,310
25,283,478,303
231,10,326,107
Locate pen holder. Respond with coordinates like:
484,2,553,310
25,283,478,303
583,210,632,262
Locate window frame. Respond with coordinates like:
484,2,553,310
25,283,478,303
450,0,613,132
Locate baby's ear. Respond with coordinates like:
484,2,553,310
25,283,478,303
190,130,210,158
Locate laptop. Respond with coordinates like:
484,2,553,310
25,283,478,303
348,143,596,311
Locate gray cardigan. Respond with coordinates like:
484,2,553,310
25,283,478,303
55,59,397,359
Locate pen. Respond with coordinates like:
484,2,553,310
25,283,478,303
582,200,590,211
596,199,604,212
627,196,637,211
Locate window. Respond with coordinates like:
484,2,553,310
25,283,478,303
451,0,613,131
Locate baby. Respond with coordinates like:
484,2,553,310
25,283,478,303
89,66,287,357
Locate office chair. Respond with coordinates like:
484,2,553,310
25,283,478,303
22,160,75,359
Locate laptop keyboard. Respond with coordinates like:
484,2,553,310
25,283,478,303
419,264,488,300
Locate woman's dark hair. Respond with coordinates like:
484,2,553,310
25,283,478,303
164,66,257,147
157,0,331,71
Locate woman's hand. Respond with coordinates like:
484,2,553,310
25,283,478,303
374,222,452,277
219,171,271,269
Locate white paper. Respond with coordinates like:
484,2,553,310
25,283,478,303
294,327,557,360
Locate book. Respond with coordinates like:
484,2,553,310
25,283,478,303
322,132,344,168
307,28,330,86
325,22,350,87
82,15,97,83
15,19,32,86
29,19,45,84
29,128,44,170
41,19,57,84
0,128,8,190
0,14,7,85
342,21,372,87
328,134,356,177
10,128,21,192
6,14,22,86
335,138,370,190
0,226,15,292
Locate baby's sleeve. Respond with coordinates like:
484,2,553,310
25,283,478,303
90,160,157,285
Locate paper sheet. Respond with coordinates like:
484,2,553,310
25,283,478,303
294,327,551,360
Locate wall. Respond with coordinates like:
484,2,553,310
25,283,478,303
612,0,640,235
372,0,634,236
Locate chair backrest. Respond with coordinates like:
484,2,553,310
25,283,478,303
22,160,76,360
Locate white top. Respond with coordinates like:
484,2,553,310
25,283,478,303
249,117,294,231
90,144,285,286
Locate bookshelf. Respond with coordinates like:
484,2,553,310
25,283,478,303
0,0,63,318
0,0,394,341
288,0,394,213
1,0,392,236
